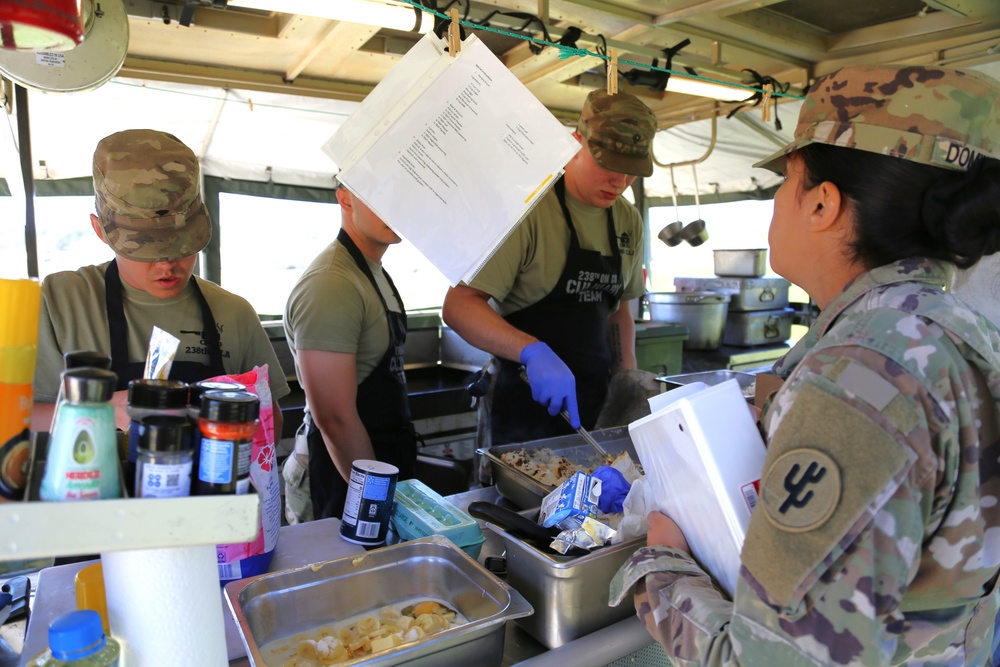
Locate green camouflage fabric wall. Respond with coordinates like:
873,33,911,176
612,258,1000,666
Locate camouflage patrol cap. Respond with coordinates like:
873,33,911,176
578,90,657,177
754,64,1000,174
93,129,211,262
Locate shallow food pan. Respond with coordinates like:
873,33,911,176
224,535,532,667
480,426,637,510
485,509,644,649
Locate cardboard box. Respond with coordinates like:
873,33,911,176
539,471,600,530
754,372,785,410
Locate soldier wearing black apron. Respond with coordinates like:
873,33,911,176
105,259,227,387
442,90,655,450
492,177,624,445
306,229,417,520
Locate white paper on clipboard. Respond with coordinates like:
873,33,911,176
323,33,580,286
628,380,766,596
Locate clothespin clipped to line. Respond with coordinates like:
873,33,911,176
448,7,461,56
607,50,618,95
761,82,773,123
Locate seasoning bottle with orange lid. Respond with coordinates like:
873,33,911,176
195,390,258,496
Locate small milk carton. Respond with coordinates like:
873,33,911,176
539,471,601,530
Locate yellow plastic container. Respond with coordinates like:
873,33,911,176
75,562,110,633
0,278,41,501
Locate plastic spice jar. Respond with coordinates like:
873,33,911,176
195,390,259,496
135,415,193,499
26,609,121,666
125,380,189,496
187,380,244,422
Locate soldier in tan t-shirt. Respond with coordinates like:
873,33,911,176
33,130,289,439
443,90,655,445
283,185,417,521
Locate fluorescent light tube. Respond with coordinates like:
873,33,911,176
229,0,433,33
667,73,753,101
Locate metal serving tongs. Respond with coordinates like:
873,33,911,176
519,368,613,464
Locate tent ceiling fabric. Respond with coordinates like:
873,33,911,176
23,75,792,196
10,0,1000,200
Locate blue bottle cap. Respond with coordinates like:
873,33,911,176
48,609,107,660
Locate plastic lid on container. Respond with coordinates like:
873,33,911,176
63,350,112,371
139,415,191,453
128,379,189,409
391,479,484,549
200,390,259,423
188,380,244,407
62,368,117,403
48,609,107,661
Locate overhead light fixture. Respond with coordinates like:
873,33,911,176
667,68,752,102
227,0,433,33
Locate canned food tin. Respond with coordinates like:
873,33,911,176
340,460,399,546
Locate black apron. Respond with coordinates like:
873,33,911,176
492,177,624,445
105,259,226,390
307,230,418,520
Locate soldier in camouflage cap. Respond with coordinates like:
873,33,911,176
612,64,1000,666
755,64,1000,173
443,89,655,445
578,89,656,177
32,128,290,453
93,128,211,262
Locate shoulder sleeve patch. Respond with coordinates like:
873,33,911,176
742,379,915,610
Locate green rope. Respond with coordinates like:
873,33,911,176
399,0,804,100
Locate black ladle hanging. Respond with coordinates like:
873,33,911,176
679,164,708,246
657,166,684,246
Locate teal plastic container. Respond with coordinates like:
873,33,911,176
391,479,485,559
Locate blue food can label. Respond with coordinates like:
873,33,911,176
340,460,399,546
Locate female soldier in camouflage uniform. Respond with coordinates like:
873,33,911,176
612,64,1000,666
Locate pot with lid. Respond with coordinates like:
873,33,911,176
645,291,730,350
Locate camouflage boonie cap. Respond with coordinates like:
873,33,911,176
754,64,1000,174
578,90,657,177
93,129,211,262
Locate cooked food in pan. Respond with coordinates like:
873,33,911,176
265,598,466,666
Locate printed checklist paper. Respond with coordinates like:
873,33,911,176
324,33,580,286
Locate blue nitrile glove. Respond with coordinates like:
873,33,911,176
592,466,630,513
519,342,580,428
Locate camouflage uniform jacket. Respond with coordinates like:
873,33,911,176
611,258,1000,666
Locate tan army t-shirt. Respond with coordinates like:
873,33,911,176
34,261,291,402
469,186,645,313
284,239,402,386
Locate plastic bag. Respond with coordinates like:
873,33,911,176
204,365,280,584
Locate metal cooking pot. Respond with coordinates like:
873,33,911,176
645,291,730,350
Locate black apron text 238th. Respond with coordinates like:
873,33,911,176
492,177,625,445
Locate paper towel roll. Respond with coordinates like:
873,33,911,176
102,544,229,666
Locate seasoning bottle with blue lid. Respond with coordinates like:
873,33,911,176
26,609,121,666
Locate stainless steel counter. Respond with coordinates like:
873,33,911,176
6,487,667,667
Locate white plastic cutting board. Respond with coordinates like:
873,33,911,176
629,379,766,596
